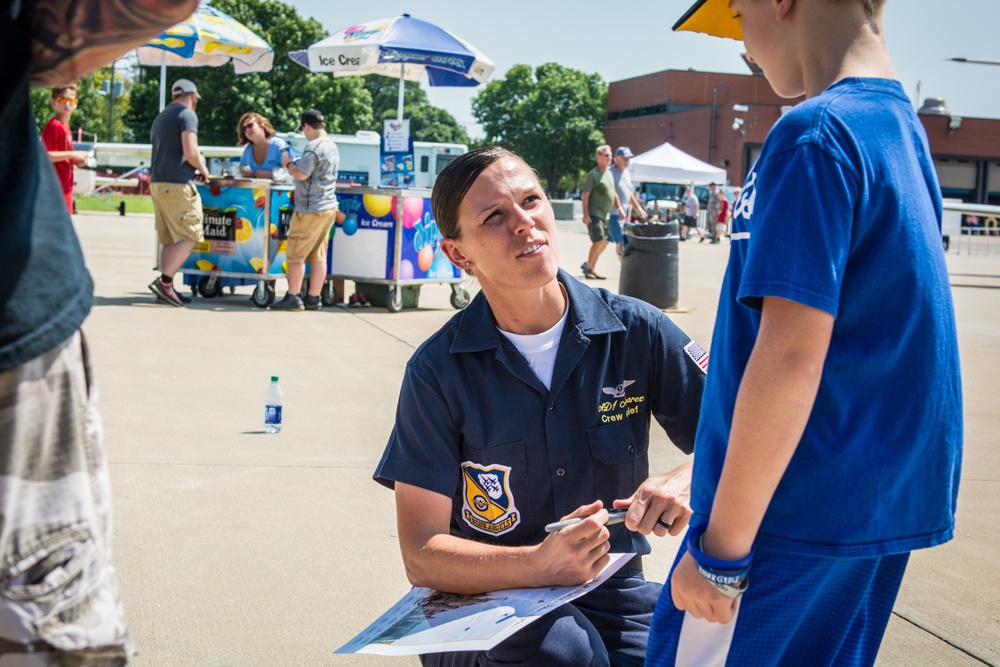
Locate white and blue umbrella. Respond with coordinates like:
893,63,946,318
136,5,274,110
290,14,494,119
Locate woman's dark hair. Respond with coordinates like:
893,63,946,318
432,146,520,240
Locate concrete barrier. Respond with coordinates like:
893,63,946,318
551,199,580,220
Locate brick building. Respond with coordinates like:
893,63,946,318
606,68,1000,205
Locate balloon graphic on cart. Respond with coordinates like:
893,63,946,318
396,196,425,229
394,259,415,280
417,245,434,272
342,213,359,235
363,194,393,218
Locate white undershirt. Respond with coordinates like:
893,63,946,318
498,306,569,390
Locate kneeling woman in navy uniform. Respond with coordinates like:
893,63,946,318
374,147,708,666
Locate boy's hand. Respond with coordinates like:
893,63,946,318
670,551,738,623
533,501,612,586
615,462,692,536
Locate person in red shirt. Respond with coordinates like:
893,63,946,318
42,84,89,213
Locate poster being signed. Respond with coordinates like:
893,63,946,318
335,553,634,656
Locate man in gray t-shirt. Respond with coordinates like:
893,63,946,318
272,109,340,311
148,79,211,307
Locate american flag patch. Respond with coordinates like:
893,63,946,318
684,340,709,373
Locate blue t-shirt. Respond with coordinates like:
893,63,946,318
374,270,706,557
0,5,92,372
239,136,288,174
692,78,963,557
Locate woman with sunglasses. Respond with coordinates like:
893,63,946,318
42,84,90,213
236,112,288,179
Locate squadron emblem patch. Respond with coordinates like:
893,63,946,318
461,461,520,536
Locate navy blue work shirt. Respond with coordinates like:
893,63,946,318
374,270,706,558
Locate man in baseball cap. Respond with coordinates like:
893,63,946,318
170,78,201,99
299,108,325,130
672,0,743,39
609,146,646,257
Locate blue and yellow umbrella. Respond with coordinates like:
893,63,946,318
136,5,274,109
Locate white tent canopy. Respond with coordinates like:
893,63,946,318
629,142,727,185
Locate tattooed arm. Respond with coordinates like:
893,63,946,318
21,0,199,86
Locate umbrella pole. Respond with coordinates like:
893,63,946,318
159,54,166,112
397,63,404,120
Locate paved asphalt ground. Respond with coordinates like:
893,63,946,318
71,210,998,666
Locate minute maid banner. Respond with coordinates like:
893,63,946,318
329,192,460,281
186,183,290,278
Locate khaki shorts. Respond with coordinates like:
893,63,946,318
587,210,610,243
150,182,204,244
285,209,338,263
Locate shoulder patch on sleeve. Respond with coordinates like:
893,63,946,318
684,340,709,374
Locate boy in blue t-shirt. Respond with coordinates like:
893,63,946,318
647,1,963,665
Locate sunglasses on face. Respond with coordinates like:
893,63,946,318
56,96,77,105
242,120,257,131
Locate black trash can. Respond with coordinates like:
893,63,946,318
619,221,679,309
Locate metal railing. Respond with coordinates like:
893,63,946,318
950,226,1000,255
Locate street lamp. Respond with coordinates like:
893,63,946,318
99,58,126,142
949,57,1000,67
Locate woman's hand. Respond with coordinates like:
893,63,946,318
615,462,692,537
532,501,612,586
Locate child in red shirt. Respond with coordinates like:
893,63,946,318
42,84,89,213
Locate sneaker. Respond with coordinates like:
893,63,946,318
270,292,304,311
149,278,184,307
348,293,363,308
699,236,706,243
358,292,372,307
157,291,192,304
303,295,322,311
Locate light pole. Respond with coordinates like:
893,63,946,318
100,57,126,142
949,57,1000,67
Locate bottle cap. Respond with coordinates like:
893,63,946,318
271,375,279,382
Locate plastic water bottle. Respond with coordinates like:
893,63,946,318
264,376,283,433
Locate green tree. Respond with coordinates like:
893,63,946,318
363,76,469,145
472,63,607,196
365,77,428,120
125,0,373,147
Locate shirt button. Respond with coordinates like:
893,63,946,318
628,445,636,455
548,403,555,411
556,467,566,477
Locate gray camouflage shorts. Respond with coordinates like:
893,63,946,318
0,331,132,664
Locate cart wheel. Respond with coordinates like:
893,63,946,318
321,280,337,307
450,286,471,310
386,287,403,313
252,282,275,308
198,275,222,299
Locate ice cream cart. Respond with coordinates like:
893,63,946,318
329,187,470,312
175,178,332,308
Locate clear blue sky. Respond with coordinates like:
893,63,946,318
290,0,1000,139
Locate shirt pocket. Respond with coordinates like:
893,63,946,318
458,440,532,540
587,421,645,499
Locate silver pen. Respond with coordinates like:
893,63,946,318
545,508,629,533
